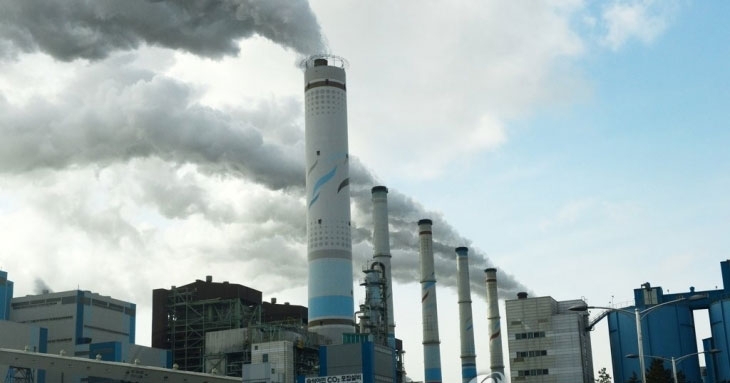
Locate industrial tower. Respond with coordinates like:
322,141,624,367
303,55,355,344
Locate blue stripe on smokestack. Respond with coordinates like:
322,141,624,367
308,296,354,318
308,257,354,329
461,364,477,380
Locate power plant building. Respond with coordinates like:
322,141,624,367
0,320,48,382
10,290,136,357
2,277,169,383
505,293,594,382
1,270,12,321
606,260,730,382
152,276,321,378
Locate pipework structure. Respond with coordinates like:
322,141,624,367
303,54,355,344
455,247,477,383
418,219,443,383
358,263,388,346
485,268,504,376
371,185,396,349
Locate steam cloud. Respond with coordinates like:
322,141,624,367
0,1,526,298
0,0,325,61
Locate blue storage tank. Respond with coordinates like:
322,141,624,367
709,298,730,381
608,300,699,382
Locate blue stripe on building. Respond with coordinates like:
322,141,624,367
129,303,136,343
319,346,328,376
362,341,374,383
76,290,84,345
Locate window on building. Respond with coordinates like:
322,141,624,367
518,369,549,377
516,350,548,358
515,331,546,340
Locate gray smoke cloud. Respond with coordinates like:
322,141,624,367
0,0,325,61
0,57,303,191
0,0,526,298
350,163,526,298
0,58,527,298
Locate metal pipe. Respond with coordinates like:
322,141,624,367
485,268,504,376
455,247,476,383
418,219,442,383
635,308,646,383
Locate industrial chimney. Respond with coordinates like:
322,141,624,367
372,185,395,348
485,268,505,376
455,247,477,383
303,55,354,344
418,219,443,383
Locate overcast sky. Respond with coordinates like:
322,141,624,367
1,1,728,382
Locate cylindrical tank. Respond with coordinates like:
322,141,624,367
418,219,442,383
455,247,476,383
484,268,504,376
304,55,354,344
372,185,395,348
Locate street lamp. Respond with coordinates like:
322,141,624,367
569,294,705,383
626,349,720,383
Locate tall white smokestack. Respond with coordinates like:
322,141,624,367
485,268,504,376
455,247,477,383
371,185,395,348
303,55,354,344
418,219,442,383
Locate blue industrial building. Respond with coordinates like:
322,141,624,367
0,270,12,320
608,260,730,382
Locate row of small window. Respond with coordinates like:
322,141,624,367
515,331,545,339
516,350,547,358
518,369,549,377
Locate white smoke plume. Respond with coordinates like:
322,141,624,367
0,0,325,61
0,1,526,298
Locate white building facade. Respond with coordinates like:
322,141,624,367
505,294,594,382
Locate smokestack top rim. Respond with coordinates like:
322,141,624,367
485,267,497,272
418,218,433,225
455,246,469,254
300,54,349,70
371,185,388,194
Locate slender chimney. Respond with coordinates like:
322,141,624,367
303,55,354,344
418,219,442,383
485,268,504,376
372,185,395,348
455,247,477,383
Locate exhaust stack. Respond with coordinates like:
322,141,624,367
418,219,442,383
372,186,395,348
485,268,504,375
455,247,477,383
303,55,354,344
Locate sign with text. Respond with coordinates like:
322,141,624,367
305,374,363,383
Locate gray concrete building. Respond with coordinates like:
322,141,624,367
10,289,136,357
0,320,48,382
505,293,593,382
